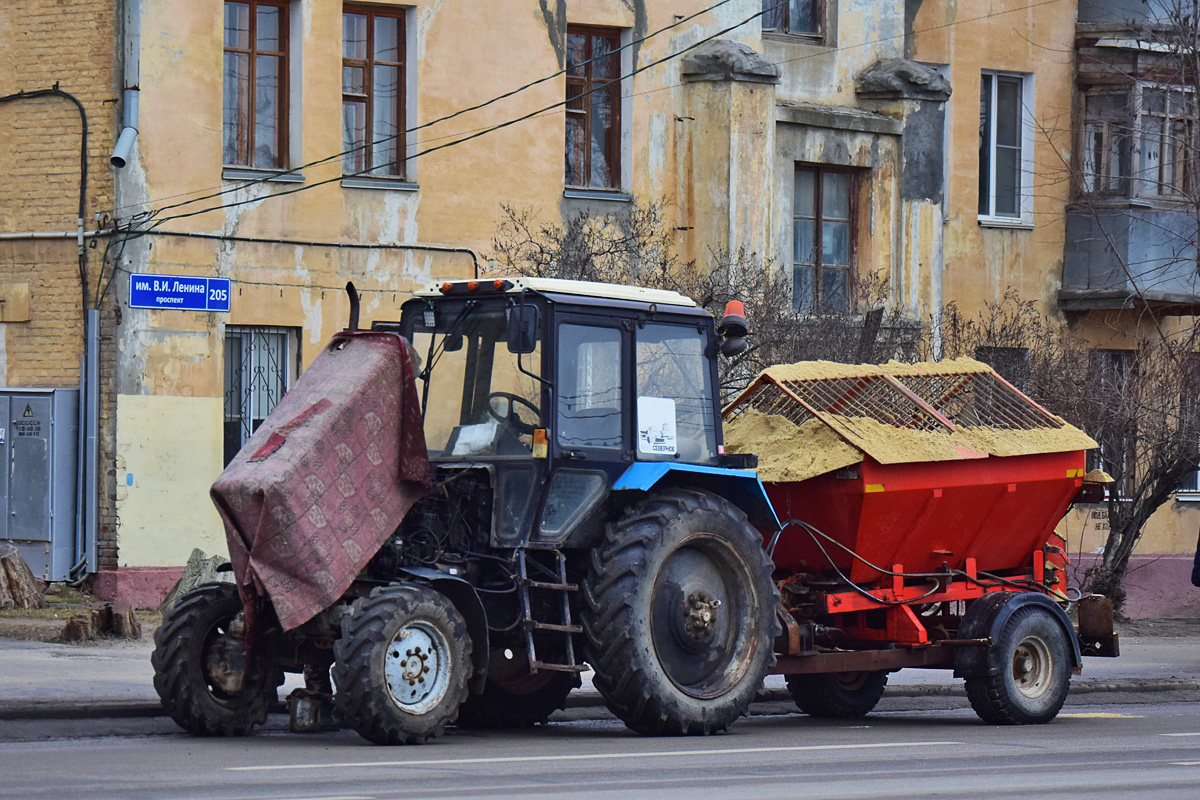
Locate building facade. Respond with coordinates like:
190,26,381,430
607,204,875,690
2,0,1196,614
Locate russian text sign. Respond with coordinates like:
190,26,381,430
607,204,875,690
129,273,231,312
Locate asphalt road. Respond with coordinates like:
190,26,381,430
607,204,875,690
1,700,1198,799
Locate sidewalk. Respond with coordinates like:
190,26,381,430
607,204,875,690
2,624,1198,722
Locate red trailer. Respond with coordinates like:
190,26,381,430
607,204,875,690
724,358,1118,724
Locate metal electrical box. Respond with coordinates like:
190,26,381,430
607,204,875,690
1,389,79,581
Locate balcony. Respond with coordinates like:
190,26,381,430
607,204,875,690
1060,205,1200,314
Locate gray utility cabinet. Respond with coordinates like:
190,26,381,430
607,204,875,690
1,389,78,581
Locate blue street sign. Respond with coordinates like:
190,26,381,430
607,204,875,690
129,273,231,312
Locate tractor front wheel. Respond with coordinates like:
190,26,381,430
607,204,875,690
151,583,283,736
786,670,888,717
582,489,779,736
965,605,1070,724
333,585,472,744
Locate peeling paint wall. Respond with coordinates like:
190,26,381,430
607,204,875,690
911,0,1076,317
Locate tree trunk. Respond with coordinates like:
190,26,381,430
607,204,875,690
0,543,46,610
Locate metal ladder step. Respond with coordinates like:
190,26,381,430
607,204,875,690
517,548,581,673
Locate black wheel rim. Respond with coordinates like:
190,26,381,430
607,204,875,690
649,533,756,699
200,615,251,705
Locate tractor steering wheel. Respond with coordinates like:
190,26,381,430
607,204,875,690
485,392,541,437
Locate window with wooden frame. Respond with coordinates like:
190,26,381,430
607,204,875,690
1087,348,1135,498
1136,84,1193,198
792,165,854,314
1080,84,1195,199
223,0,289,169
762,0,822,38
565,26,622,189
343,5,406,178
1082,91,1132,196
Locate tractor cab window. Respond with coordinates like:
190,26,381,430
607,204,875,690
409,305,543,458
557,324,623,450
635,323,717,464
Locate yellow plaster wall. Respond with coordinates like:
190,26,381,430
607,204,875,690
115,394,227,566
912,0,1076,317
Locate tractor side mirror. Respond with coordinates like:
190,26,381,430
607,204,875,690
507,304,539,354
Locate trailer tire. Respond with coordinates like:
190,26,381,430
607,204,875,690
965,605,1070,725
582,489,779,736
456,666,579,728
151,583,283,737
786,670,888,717
333,585,472,745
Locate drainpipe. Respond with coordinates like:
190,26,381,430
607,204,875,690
110,0,140,169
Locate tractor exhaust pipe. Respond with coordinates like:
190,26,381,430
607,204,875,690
346,281,360,331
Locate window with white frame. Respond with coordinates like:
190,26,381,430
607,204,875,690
978,71,1034,224
224,326,298,465
1080,83,1194,199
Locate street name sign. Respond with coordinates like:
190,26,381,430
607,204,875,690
129,273,231,312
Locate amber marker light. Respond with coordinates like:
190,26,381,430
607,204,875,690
532,428,548,459
440,282,452,294
467,280,479,290
493,279,505,289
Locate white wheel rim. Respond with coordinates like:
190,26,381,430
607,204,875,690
383,620,451,715
1011,634,1052,700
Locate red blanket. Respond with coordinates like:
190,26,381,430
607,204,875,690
211,331,430,631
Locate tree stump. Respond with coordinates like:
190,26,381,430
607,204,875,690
0,543,46,610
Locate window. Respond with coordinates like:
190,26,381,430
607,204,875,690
1082,92,1131,195
566,26,621,189
1087,349,1134,497
793,165,854,314
978,72,1033,222
557,324,623,449
343,5,406,178
223,1,289,169
762,0,821,37
635,323,718,463
224,326,297,465
1081,84,1194,199
1136,86,1192,197
975,346,1030,393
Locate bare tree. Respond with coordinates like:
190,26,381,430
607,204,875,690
490,202,924,398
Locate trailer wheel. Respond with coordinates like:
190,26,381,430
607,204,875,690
333,585,472,745
456,653,580,728
786,670,889,717
965,605,1070,724
151,583,283,736
582,489,779,736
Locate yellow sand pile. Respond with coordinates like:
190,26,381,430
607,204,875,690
763,356,994,383
724,358,1097,475
724,408,862,483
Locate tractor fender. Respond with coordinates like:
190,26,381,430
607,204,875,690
953,591,1082,679
399,567,490,694
612,463,780,530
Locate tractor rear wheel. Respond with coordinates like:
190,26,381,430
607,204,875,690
965,605,1070,724
333,585,472,744
582,489,779,736
151,583,283,736
786,670,888,717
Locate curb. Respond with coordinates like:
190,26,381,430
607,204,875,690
4,678,1198,722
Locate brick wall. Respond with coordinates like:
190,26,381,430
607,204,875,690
0,0,119,569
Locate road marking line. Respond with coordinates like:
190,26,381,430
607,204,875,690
226,741,961,772
1161,732,1200,737
1171,762,1200,766
1059,712,1142,719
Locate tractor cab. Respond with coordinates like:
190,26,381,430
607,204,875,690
396,277,727,547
